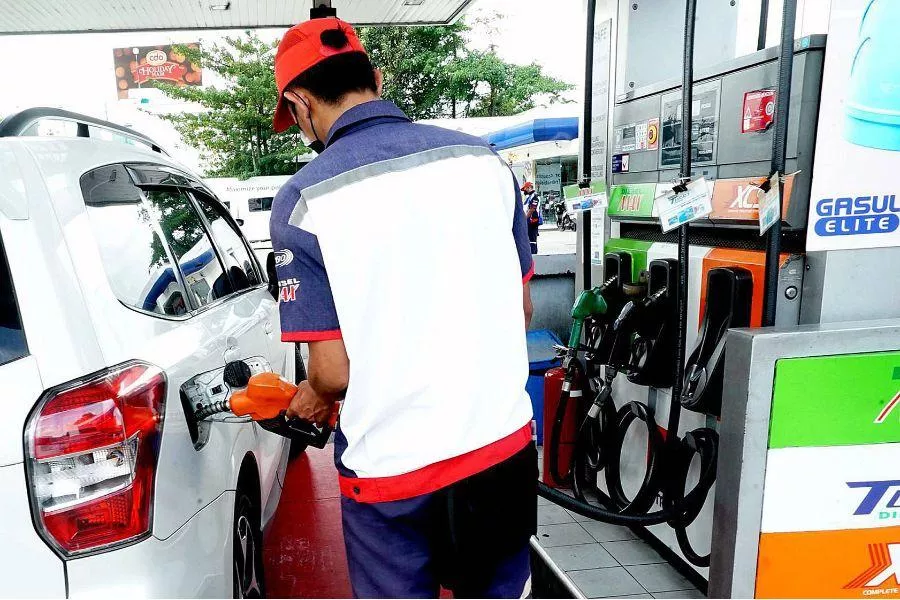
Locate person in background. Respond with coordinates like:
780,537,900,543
521,181,541,254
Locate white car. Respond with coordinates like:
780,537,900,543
0,109,302,598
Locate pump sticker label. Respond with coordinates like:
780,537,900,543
756,528,900,598
647,118,659,150
761,445,900,533
813,195,900,238
607,183,656,217
654,177,712,232
742,89,776,133
613,119,657,153
563,180,608,213
770,352,900,448
709,174,795,220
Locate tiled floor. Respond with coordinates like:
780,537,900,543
535,495,706,599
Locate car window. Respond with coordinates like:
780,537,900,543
143,188,234,308
0,230,28,365
193,191,262,291
248,197,273,212
80,165,190,317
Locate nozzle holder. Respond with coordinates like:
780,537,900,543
585,253,636,369
626,258,679,388
681,267,753,416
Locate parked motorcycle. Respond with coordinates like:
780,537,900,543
551,196,576,231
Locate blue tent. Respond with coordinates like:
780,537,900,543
483,117,579,151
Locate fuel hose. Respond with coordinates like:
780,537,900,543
542,370,716,535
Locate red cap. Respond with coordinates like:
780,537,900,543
273,17,367,133
521,181,534,191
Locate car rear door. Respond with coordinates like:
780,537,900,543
124,166,286,533
189,187,288,501
0,215,67,596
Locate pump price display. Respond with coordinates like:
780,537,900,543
655,177,712,232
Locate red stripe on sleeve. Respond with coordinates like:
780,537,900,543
522,262,535,284
282,329,343,342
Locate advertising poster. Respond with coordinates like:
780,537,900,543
535,162,562,196
806,0,900,252
113,43,203,99
660,81,719,168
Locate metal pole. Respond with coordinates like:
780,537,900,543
580,0,597,292
761,0,797,327
670,0,697,439
757,0,771,51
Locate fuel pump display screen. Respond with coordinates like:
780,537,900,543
660,81,720,168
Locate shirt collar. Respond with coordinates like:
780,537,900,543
325,100,411,147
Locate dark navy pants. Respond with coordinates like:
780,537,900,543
527,225,539,255
341,444,537,598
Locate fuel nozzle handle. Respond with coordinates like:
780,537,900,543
567,287,609,351
612,287,666,331
195,361,339,449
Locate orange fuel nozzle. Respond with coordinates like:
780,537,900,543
229,372,298,420
190,361,339,449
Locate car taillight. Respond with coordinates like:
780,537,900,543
25,361,166,556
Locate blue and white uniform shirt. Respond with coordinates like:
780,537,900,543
271,100,535,503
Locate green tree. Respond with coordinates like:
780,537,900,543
358,22,468,120
359,19,572,119
156,33,309,178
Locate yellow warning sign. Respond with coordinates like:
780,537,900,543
647,118,659,150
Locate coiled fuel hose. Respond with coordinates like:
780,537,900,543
541,352,719,564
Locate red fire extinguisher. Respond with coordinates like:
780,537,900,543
542,366,579,487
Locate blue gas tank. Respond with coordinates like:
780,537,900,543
845,0,900,151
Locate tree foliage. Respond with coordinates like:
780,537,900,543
157,20,572,176
156,33,309,179
358,20,572,119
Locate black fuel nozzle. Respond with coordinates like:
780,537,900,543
622,259,680,388
680,267,753,416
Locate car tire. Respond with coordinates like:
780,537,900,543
233,487,266,599
289,344,308,459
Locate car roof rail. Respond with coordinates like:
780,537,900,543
0,107,168,155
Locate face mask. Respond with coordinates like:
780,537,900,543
294,97,326,154
289,96,325,154
299,130,326,154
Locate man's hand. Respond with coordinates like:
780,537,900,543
286,380,335,425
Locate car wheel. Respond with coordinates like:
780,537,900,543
289,344,309,459
233,489,265,599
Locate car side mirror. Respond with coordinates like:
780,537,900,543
235,218,245,226
266,252,279,300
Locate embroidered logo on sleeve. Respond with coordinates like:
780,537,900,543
274,249,294,268
278,278,300,302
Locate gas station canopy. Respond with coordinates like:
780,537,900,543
0,0,473,34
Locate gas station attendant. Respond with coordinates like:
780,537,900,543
269,17,540,598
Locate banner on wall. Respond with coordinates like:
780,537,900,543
535,162,562,196
113,44,203,99
806,0,900,252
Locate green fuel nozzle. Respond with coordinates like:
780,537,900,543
567,286,609,352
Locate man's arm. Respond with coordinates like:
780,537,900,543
523,282,534,329
286,339,349,424
308,339,349,398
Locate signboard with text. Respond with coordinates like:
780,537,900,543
114,43,203,99
806,0,900,251
756,351,900,599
